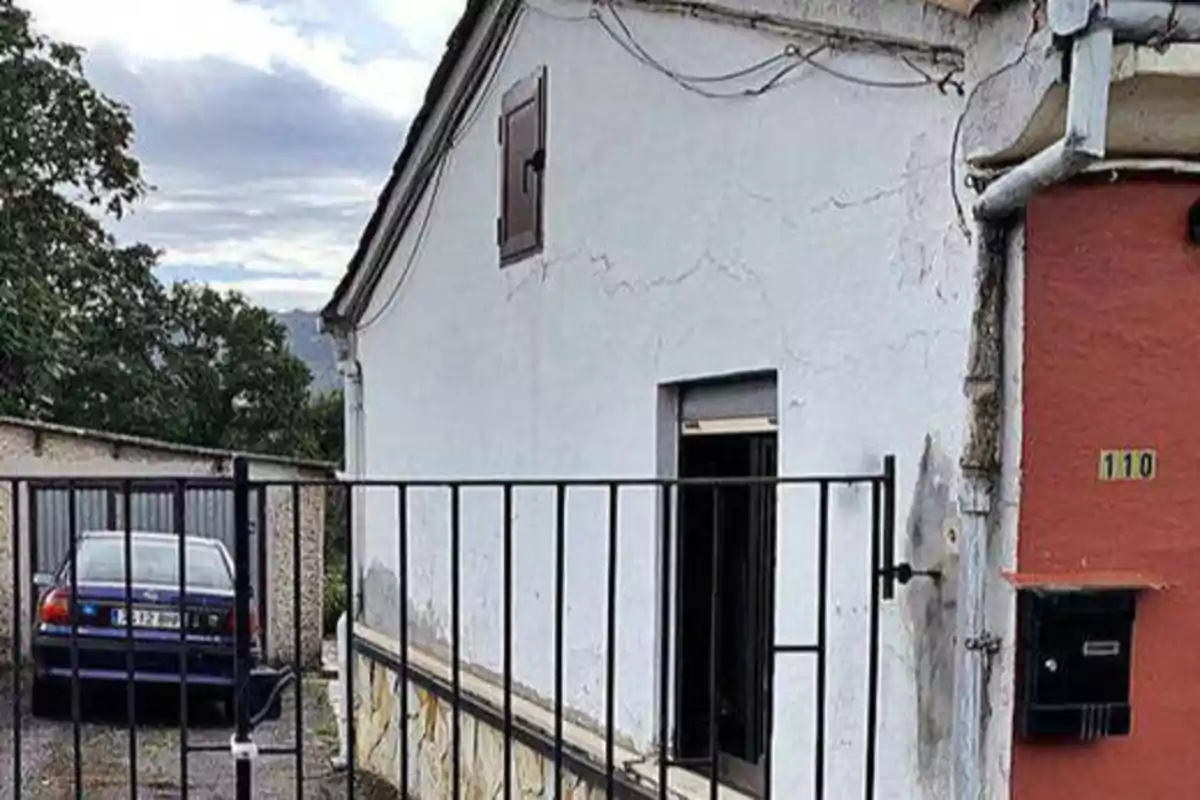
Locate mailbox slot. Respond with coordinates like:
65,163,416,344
1016,588,1136,740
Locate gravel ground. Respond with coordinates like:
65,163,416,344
0,672,380,799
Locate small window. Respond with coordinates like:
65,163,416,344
498,66,546,265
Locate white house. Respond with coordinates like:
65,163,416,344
323,1,1200,798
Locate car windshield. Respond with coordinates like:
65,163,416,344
72,537,233,591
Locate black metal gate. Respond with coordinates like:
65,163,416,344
26,480,268,649
4,464,299,800
4,456,903,798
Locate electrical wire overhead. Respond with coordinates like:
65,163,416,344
358,0,967,330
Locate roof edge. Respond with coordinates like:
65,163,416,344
322,0,508,328
0,416,336,473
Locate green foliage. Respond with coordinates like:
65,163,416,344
323,558,347,635
2,1,351,636
0,1,344,462
301,388,344,465
158,284,313,454
1,0,156,421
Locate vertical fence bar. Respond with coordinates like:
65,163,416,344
554,483,566,795
605,483,618,798
865,479,883,800
256,489,268,654
397,485,409,796
502,484,514,800
175,480,189,795
68,482,82,798
762,477,779,800
657,483,673,800
881,457,897,601
232,459,252,800
815,482,830,800
10,480,21,800
123,482,137,800
292,483,304,794
707,486,722,800
344,481,356,795
451,484,462,799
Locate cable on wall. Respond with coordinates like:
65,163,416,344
361,0,968,330
948,8,1041,242
585,1,964,98
357,4,530,332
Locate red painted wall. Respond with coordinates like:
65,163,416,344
1017,178,1200,799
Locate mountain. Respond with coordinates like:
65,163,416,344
274,310,340,395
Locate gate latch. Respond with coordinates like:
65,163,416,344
965,632,1002,656
230,735,259,761
880,562,942,586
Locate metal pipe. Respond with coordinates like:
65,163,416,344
502,484,514,800
952,220,1009,800
10,480,22,800
292,483,305,794
864,480,883,800
396,485,409,795
976,25,1114,218
450,485,462,799
553,484,566,796
333,333,363,775
1106,1,1200,41
232,457,253,800
953,476,992,800
605,483,619,798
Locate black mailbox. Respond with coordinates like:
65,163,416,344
1016,588,1136,740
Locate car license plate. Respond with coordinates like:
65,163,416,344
111,607,181,630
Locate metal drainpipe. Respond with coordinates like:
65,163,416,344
332,332,363,770
975,22,1114,219
960,5,1114,796
954,218,1007,800
1107,1,1200,41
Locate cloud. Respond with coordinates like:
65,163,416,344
155,262,334,310
86,52,400,182
207,276,338,312
22,0,438,118
370,0,468,58
17,0,469,310
77,49,402,301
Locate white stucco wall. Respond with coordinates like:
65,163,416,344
347,2,1028,797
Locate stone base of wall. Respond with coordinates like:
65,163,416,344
354,653,611,800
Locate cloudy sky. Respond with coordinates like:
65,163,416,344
22,0,467,310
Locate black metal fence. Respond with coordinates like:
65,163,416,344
3,456,900,798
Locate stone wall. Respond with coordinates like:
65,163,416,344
354,652,612,800
264,483,327,666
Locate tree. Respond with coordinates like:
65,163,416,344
1,2,336,460
159,284,314,455
1,0,157,421
300,388,344,465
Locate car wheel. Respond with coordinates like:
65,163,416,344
31,676,63,719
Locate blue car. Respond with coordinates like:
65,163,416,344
31,531,257,720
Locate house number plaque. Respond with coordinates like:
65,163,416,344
1098,449,1157,482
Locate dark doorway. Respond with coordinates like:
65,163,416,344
675,429,777,796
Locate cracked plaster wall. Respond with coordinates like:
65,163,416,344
350,1,1041,796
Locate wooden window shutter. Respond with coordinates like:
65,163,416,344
499,66,546,265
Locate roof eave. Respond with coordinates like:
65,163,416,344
322,0,501,329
